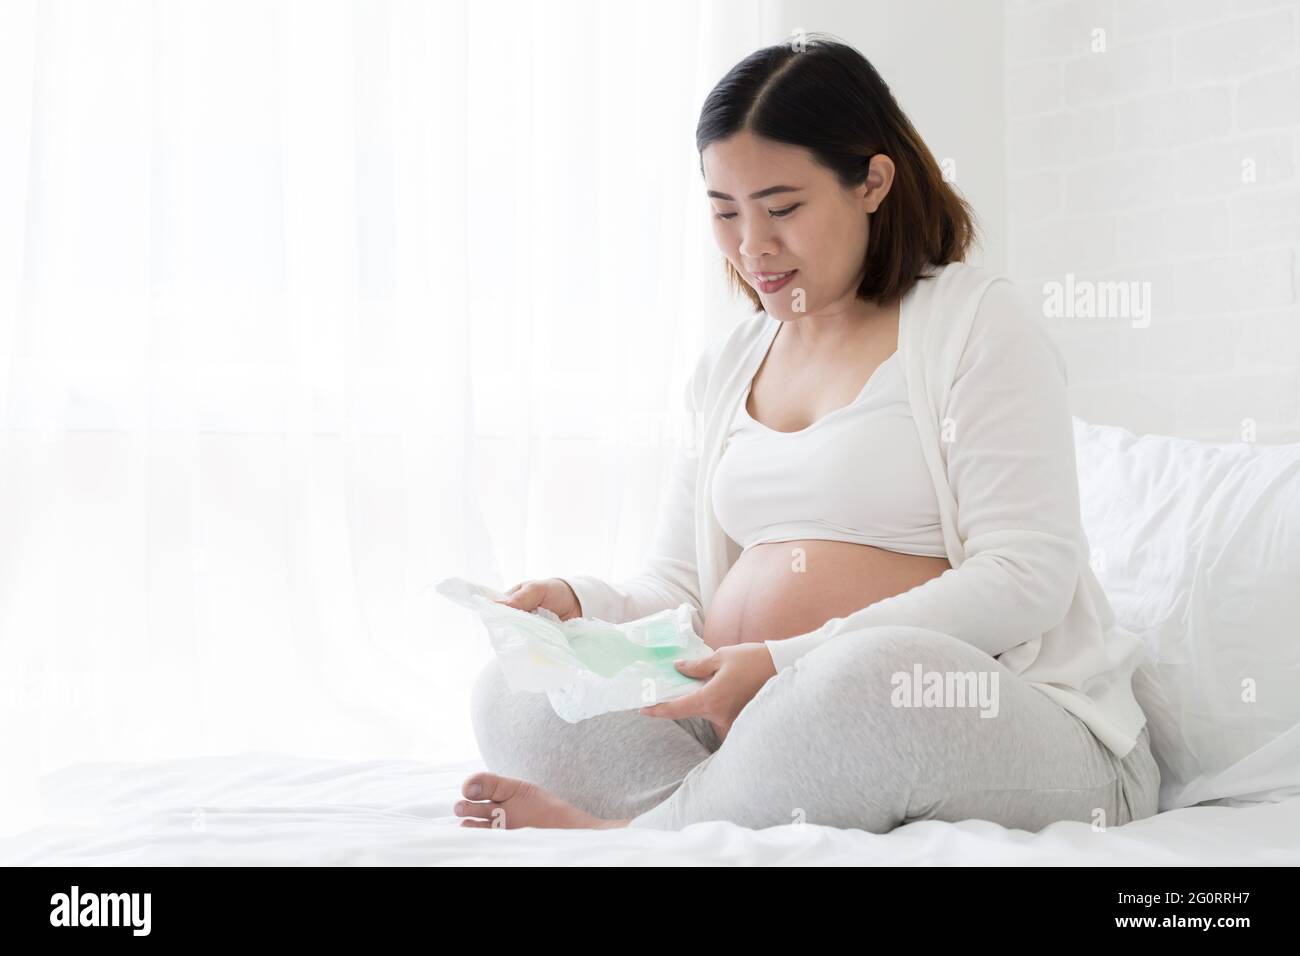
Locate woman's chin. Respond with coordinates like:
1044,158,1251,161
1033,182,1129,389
762,301,803,319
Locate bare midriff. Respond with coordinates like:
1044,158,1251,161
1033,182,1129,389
700,539,950,651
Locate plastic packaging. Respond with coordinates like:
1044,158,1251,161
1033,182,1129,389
436,576,712,722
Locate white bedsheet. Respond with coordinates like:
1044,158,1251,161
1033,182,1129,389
4,752,1299,866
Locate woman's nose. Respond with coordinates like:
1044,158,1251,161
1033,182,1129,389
738,226,779,259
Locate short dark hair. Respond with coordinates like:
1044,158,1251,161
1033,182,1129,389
696,32,979,311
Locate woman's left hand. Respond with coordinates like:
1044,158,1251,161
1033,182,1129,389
639,642,777,744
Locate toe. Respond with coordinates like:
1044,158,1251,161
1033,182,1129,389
463,770,526,804
461,771,498,799
454,799,496,819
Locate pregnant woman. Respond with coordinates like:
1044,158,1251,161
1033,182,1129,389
460,35,1160,832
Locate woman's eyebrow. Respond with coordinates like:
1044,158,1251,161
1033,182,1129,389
706,185,802,201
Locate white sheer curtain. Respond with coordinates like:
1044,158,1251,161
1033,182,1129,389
0,0,779,817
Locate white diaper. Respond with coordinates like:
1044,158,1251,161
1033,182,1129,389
436,576,713,723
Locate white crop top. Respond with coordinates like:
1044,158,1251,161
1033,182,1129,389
711,347,947,558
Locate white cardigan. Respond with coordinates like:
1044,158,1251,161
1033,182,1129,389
561,261,1149,759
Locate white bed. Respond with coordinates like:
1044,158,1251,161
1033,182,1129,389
4,750,1300,866
6,418,1300,867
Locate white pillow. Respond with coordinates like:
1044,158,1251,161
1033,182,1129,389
1073,416,1300,811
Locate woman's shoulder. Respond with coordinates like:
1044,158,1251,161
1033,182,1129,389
954,270,1069,384
691,310,773,378
916,261,1045,340
910,261,1067,383
683,310,775,410
917,260,1014,311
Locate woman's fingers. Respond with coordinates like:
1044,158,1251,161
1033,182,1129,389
494,583,524,607
675,654,720,679
499,581,541,610
640,687,710,721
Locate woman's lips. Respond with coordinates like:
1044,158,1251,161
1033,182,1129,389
753,269,797,293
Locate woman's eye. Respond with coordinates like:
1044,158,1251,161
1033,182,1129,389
713,203,801,221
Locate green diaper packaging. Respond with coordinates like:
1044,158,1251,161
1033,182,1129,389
436,576,713,722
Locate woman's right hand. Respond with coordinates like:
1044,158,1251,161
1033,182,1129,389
495,578,583,621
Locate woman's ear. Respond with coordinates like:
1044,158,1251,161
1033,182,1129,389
861,154,895,214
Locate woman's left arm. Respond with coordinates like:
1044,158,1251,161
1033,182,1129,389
763,282,1085,673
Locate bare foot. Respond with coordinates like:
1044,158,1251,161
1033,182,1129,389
455,772,631,830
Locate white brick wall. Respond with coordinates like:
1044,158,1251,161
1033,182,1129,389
1005,0,1300,443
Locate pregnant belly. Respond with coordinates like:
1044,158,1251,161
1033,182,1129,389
700,539,951,651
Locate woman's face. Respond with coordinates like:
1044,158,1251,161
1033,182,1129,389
702,130,893,320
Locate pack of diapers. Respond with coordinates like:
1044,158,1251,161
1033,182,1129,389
435,577,713,723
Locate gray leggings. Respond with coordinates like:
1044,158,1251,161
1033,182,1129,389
470,624,1161,832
